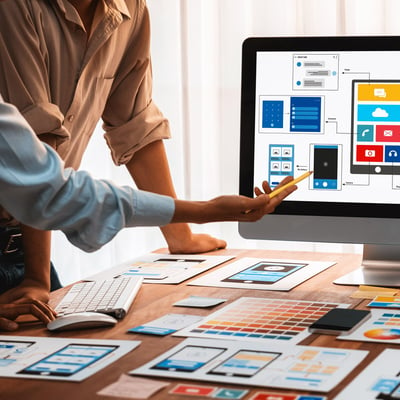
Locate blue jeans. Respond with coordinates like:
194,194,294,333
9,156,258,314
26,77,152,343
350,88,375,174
0,254,62,295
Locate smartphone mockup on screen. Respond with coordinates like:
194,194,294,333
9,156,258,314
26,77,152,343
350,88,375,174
308,308,371,335
310,144,342,190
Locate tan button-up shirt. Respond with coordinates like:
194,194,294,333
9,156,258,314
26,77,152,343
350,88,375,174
0,0,170,170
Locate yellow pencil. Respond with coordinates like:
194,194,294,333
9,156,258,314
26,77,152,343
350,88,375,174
269,171,313,198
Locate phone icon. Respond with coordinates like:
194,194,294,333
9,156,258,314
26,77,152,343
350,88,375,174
361,129,370,136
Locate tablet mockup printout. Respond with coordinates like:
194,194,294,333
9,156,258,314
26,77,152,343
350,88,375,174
189,257,335,291
0,336,139,382
130,337,367,393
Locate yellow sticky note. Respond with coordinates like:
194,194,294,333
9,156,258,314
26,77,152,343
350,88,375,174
351,285,399,299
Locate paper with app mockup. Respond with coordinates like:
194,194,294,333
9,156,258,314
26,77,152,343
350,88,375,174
85,253,235,284
0,336,139,382
128,314,203,336
130,337,367,393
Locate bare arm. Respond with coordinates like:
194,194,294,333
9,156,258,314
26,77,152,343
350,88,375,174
0,133,56,306
125,140,226,253
172,176,296,223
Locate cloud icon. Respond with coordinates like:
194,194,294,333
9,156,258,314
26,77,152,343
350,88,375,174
372,107,389,118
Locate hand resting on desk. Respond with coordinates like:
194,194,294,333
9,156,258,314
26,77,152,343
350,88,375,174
0,300,56,331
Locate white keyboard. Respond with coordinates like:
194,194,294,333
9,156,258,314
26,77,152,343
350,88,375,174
54,276,143,319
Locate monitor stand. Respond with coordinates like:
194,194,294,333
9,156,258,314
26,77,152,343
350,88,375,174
334,243,400,287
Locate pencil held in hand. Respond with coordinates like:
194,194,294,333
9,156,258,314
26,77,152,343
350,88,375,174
269,171,313,199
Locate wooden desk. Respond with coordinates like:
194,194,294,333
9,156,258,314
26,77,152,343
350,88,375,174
0,248,387,400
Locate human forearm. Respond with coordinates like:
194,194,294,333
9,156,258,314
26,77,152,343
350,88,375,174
172,187,295,224
125,140,228,253
0,226,52,305
125,139,176,196
20,225,51,289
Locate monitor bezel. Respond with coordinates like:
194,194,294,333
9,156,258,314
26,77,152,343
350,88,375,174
239,35,400,219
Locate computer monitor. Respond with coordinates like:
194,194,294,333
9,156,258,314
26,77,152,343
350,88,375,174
239,35,400,287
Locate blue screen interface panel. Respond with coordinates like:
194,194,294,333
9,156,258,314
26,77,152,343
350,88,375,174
252,43,400,206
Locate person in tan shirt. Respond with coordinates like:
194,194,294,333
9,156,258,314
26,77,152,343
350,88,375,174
0,1,246,307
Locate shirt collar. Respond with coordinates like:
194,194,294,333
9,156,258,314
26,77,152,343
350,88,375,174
54,0,131,26
54,0,84,26
106,0,131,19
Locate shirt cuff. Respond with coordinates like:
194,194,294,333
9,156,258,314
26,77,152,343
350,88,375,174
133,190,175,226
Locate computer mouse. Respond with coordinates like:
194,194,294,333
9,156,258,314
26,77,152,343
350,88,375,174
47,312,118,331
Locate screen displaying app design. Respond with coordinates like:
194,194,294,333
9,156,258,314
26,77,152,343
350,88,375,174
254,51,400,204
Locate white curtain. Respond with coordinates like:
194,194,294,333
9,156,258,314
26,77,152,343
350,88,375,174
52,0,400,285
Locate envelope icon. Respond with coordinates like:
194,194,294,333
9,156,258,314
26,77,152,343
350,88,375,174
384,130,393,136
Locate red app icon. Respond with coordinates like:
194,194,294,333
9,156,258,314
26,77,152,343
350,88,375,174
170,384,216,396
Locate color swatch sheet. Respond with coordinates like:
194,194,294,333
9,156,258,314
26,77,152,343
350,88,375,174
189,257,336,291
176,297,349,345
85,253,234,284
0,336,139,382
338,309,400,344
334,348,400,400
131,337,368,393
368,295,400,308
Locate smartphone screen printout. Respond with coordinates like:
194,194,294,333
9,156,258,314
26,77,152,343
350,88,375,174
222,262,307,284
151,345,226,373
208,350,280,377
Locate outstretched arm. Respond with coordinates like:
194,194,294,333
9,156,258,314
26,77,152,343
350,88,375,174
1,99,296,253
172,176,296,224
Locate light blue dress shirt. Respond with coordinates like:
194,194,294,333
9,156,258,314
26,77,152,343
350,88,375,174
0,98,175,252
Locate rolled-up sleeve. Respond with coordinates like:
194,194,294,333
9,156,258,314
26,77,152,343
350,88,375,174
103,100,170,165
23,102,70,143
0,1,70,146
102,3,171,165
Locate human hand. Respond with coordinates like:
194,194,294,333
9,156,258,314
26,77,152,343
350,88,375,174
0,300,56,331
161,222,227,254
254,175,295,198
0,278,50,305
168,231,227,254
171,176,296,225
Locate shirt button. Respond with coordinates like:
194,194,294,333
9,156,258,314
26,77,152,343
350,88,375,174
67,115,75,122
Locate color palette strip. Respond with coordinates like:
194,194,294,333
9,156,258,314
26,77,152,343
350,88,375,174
177,297,348,344
364,312,400,340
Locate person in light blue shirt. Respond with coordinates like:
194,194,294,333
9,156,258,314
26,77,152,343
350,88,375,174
0,98,296,330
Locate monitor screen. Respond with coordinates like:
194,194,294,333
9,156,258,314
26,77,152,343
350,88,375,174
239,36,400,286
